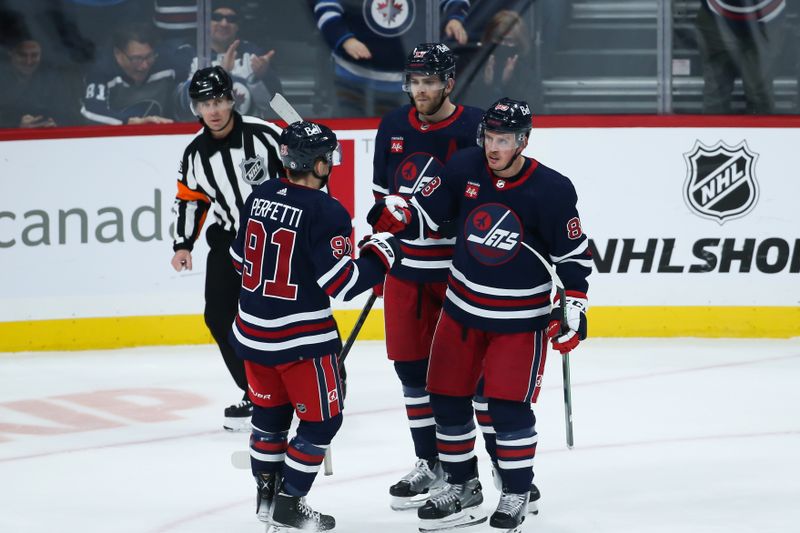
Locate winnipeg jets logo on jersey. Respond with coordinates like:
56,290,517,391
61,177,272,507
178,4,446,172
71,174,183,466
683,140,759,224
363,0,415,37
465,203,522,265
240,156,267,185
394,152,444,196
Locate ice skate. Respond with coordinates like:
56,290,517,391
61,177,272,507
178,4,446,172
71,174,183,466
223,398,252,432
255,472,277,523
528,484,540,515
417,478,486,532
491,464,540,515
389,458,446,510
269,492,335,532
489,490,529,533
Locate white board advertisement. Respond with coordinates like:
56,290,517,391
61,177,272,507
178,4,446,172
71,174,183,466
1,125,798,325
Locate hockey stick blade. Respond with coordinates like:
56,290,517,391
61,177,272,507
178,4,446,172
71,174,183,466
269,93,303,124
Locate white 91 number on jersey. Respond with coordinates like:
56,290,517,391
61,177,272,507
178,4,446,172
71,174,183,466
242,219,298,300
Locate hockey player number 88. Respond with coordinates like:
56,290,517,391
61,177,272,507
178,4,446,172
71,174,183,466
243,220,299,300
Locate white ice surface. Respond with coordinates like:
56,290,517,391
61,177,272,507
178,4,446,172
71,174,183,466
1,338,799,533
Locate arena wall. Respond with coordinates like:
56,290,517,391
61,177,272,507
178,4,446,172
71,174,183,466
1,116,798,351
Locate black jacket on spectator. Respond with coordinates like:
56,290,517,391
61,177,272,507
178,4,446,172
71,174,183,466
80,48,186,125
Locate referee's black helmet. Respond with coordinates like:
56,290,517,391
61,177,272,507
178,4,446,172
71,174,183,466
189,66,233,102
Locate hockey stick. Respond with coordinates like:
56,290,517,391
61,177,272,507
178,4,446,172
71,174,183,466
269,93,303,124
339,292,379,367
322,291,379,475
520,241,575,449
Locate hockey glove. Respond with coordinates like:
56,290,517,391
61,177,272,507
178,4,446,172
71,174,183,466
359,232,402,271
546,291,588,354
366,195,411,233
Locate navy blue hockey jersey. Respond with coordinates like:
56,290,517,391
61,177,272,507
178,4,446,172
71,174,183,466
373,103,483,282
403,147,592,333
229,178,388,365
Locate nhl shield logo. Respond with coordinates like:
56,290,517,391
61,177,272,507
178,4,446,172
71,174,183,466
683,140,759,224
240,156,267,185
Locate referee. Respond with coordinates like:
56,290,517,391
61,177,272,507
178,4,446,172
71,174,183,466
170,66,283,431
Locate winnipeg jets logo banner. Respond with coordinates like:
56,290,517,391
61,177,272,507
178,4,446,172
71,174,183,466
683,140,759,224
394,153,443,196
363,0,415,37
465,203,521,265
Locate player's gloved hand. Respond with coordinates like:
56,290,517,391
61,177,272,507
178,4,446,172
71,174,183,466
358,232,402,271
546,291,588,354
366,195,410,233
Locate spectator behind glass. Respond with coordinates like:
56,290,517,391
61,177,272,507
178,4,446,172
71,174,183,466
175,0,283,121
460,10,537,110
313,0,470,118
695,0,787,114
81,21,181,125
153,0,197,34
0,37,59,128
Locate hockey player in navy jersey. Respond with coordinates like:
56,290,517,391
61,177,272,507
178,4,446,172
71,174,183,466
369,98,592,532
230,120,402,531
371,42,487,511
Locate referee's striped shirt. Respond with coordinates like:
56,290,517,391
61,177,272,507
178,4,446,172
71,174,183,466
172,112,283,251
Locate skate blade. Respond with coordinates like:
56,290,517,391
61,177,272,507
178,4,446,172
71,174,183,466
418,508,487,532
391,493,431,511
257,508,271,523
528,499,539,515
269,523,332,533
490,526,523,533
223,416,252,432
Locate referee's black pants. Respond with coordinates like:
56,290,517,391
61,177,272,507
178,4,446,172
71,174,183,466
204,225,248,395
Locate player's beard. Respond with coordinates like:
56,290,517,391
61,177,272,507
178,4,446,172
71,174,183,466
312,168,331,190
411,88,447,117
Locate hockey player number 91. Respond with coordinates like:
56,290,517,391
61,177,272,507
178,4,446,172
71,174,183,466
243,220,298,300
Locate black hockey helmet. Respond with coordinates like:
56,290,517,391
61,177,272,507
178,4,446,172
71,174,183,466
279,121,341,172
403,42,455,91
189,66,233,102
477,97,533,147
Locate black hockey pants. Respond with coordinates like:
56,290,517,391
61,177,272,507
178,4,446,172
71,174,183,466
204,224,247,394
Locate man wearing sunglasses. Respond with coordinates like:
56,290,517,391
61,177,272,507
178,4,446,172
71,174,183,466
81,22,178,125
170,66,284,432
178,1,283,120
